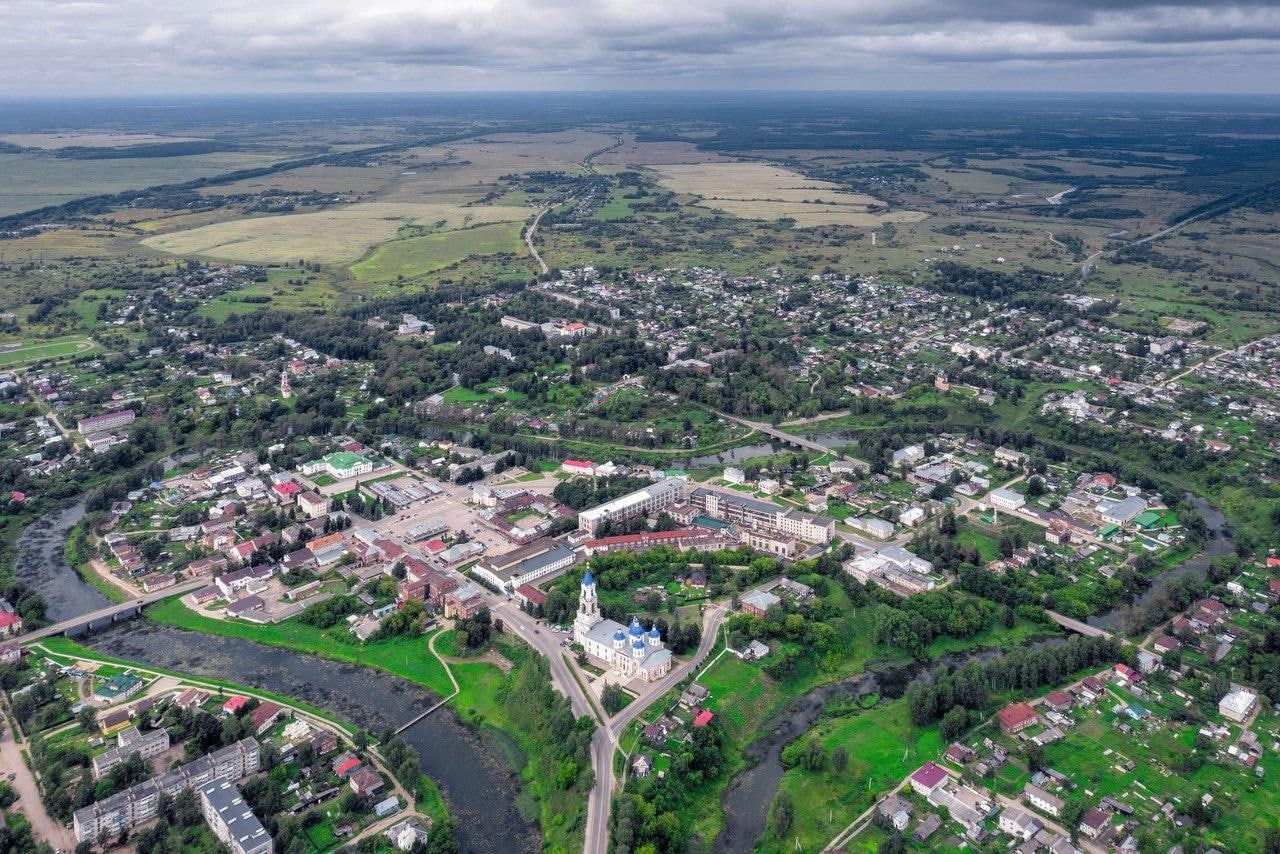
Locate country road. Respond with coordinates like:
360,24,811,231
1080,207,1214,278
525,206,551,275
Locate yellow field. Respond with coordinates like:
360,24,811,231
140,202,532,264
650,162,927,227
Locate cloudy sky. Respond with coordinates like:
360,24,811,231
2,0,1278,95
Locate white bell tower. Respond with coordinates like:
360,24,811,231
573,569,602,642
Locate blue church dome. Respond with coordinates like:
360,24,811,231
628,617,644,636
582,569,595,586
648,625,661,638
612,629,626,641
632,638,645,649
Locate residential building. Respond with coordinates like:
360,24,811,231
578,478,684,535
997,702,1039,734
690,487,834,543
998,807,1042,841
1024,783,1064,817
300,451,374,480
909,762,948,797
443,583,486,619
740,587,781,617
77,409,136,436
988,488,1026,511
199,780,274,854
92,726,171,779
1219,687,1259,723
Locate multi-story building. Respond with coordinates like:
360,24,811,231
690,487,835,544
199,780,274,854
92,726,171,779
74,738,261,843
473,540,576,592
578,478,684,536
77,409,136,436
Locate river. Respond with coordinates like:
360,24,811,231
13,505,538,854
1088,494,1232,632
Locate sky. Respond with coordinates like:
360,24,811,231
2,0,1279,95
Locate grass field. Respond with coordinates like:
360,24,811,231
0,334,96,366
196,267,343,320
650,162,928,228
350,220,527,282
144,597,456,697
758,699,943,853
140,201,530,264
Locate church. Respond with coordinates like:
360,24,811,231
573,569,672,682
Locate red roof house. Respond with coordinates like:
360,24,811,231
221,695,248,715
692,709,715,728
996,702,1039,734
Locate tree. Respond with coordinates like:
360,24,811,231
832,745,849,774
768,790,794,837
601,684,629,715
939,705,970,741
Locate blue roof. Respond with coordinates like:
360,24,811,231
628,617,644,635
582,569,595,586
613,629,625,640
648,626,661,637
632,638,645,648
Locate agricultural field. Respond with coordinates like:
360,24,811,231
140,201,531,264
351,220,528,283
649,161,928,227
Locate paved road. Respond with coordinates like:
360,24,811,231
1081,208,1213,279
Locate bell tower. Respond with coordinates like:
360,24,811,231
573,569,601,642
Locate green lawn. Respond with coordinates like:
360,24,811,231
0,334,96,367
144,598,455,697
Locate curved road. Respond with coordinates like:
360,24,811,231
1080,208,1215,279
525,206,552,275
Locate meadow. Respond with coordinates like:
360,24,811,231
140,201,531,264
350,220,527,283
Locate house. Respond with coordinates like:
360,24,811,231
443,583,486,619
332,753,362,778
0,611,23,636
1080,676,1106,701
374,796,400,818
1043,691,1073,712
914,813,941,842
944,743,974,765
909,762,948,797
249,701,286,735
1219,687,1259,723
222,696,249,716
1079,807,1110,839
385,818,432,851
998,807,1042,841
1024,783,1064,817
561,459,596,476
349,767,383,796
989,488,1026,511
722,466,746,484
692,709,714,728
740,588,781,617
1152,635,1181,654
997,702,1039,735
1113,663,1140,685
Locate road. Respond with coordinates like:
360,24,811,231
525,206,551,275
1080,207,1214,279
0,704,75,851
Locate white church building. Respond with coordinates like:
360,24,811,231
573,569,672,683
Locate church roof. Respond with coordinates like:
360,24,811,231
628,617,644,636
582,568,595,586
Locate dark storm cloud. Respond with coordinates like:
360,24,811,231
1,0,1278,93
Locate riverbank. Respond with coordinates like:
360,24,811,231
143,600,588,851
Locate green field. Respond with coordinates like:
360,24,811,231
144,597,456,697
759,699,943,853
350,221,528,283
0,334,96,366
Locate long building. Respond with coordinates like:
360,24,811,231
199,779,274,854
73,738,261,843
91,725,171,779
473,539,577,591
689,487,835,544
578,478,684,536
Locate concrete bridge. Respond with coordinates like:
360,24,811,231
710,407,870,467
1046,610,1115,640
14,580,205,645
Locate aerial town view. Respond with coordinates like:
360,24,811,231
1,2,1279,854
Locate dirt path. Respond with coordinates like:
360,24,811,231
0,706,76,851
